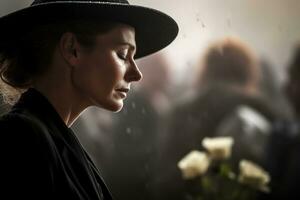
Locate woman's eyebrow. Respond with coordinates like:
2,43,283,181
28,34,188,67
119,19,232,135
117,42,136,52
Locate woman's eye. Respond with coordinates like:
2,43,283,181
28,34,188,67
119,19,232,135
117,50,128,60
118,53,126,60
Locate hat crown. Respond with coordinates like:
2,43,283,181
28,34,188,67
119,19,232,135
0,0,178,59
31,0,130,6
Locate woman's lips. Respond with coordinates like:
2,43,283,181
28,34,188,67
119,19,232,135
115,88,129,98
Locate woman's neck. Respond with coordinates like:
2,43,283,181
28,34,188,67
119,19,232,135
33,85,86,127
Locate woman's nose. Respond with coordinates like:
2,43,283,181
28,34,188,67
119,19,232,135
125,60,143,82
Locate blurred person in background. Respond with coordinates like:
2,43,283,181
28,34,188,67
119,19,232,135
104,53,173,200
263,43,300,200
258,57,293,119
156,37,284,200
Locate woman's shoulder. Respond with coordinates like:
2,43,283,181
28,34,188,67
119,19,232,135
0,112,56,153
0,111,46,133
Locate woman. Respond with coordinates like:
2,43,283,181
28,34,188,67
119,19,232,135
0,0,178,199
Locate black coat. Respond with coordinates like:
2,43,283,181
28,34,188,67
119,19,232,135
263,120,300,200
0,88,113,200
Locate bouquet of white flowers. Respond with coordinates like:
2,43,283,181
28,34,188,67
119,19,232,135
177,137,270,200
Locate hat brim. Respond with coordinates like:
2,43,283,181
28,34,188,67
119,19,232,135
0,2,178,59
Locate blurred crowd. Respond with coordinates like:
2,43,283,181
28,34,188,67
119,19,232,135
1,36,300,200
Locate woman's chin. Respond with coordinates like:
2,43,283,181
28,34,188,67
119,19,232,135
110,105,123,113
92,97,124,112
104,101,124,113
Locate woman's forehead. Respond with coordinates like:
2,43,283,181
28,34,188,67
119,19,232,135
95,23,136,48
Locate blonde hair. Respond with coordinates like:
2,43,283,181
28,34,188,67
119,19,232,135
0,81,23,105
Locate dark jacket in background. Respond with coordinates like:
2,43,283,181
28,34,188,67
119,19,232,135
0,88,112,200
263,120,300,200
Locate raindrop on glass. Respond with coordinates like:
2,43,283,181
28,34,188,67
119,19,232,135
131,102,136,109
126,127,132,134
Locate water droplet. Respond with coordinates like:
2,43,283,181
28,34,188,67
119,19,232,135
131,102,136,109
126,127,132,134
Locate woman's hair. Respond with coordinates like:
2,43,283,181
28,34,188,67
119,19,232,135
0,20,115,104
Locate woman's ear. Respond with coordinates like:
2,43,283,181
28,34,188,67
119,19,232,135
59,32,80,66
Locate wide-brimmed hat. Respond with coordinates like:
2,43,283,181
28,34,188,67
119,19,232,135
0,0,179,58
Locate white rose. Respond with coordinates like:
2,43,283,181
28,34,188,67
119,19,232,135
238,159,271,192
202,137,234,160
177,150,210,179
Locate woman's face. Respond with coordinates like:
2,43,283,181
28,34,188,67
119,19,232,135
71,23,142,112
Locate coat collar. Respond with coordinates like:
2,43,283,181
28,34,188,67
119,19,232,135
10,88,83,156
12,88,69,131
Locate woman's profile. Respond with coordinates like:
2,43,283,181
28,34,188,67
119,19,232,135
0,0,178,199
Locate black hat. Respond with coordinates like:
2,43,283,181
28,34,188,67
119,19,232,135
0,0,179,58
